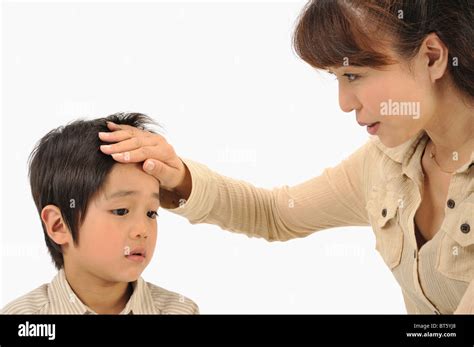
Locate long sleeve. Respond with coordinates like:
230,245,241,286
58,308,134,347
165,140,372,241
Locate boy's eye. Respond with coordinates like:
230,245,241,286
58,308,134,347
111,208,129,216
147,210,159,219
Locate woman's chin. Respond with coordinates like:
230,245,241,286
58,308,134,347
377,130,418,148
378,136,404,148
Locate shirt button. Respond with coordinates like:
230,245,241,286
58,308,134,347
460,223,470,234
447,199,455,209
381,208,387,217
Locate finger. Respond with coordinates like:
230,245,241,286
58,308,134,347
142,159,175,184
108,122,148,136
99,123,154,143
106,121,146,140
105,121,154,137
106,121,122,131
100,135,164,155
109,145,171,164
99,129,132,143
99,129,153,143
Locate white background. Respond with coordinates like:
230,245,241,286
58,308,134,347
1,0,405,313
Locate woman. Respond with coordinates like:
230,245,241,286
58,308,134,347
98,0,473,314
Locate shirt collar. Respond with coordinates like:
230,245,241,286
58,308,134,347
370,130,474,175
122,276,161,314
49,269,160,314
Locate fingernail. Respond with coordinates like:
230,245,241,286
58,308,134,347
145,161,155,171
98,132,109,137
100,145,112,150
113,152,130,161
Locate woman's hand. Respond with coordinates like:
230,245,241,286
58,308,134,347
98,121,191,201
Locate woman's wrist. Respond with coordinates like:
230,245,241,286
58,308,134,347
160,160,192,209
173,161,192,201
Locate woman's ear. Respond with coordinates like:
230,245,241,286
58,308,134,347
419,32,449,82
41,205,72,246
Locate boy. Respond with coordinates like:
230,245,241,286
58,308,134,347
1,113,198,314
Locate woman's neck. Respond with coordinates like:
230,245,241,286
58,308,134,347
423,95,474,173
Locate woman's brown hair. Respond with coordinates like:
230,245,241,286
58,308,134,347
293,0,474,98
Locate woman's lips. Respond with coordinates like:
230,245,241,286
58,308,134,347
357,120,378,127
366,122,381,135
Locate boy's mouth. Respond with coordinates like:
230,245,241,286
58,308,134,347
125,246,146,263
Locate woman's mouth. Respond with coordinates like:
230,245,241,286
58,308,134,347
366,122,380,135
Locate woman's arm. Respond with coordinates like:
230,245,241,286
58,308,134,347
167,142,372,241
99,122,372,241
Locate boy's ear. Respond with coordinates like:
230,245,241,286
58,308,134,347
41,205,72,246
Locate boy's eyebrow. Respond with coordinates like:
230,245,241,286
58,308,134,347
105,190,160,202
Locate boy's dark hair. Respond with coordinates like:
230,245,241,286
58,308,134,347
29,112,158,270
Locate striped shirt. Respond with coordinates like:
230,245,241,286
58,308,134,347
1,269,199,314
163,129,473,314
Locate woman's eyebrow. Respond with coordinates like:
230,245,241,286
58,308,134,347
328,66,366,75
105,190,160,202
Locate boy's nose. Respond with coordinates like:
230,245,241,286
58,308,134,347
130,226,149,239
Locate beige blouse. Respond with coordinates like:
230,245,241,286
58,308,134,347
166,129,474,314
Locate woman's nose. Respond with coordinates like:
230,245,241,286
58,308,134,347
338,84,361,113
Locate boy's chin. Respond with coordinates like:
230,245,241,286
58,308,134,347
116,270,144,283
123,272,142,282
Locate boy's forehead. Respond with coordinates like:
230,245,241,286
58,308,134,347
109,162,157,180
102,163,160,197
103,188,161,203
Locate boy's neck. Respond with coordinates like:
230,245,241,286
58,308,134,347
63,266,133,314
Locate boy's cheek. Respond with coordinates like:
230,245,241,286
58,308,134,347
81,227,123,257
85,243,123,266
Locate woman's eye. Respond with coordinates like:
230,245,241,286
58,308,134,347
343,73,359,82
147,210,159,219
330,72,360,83
111,208,129,216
